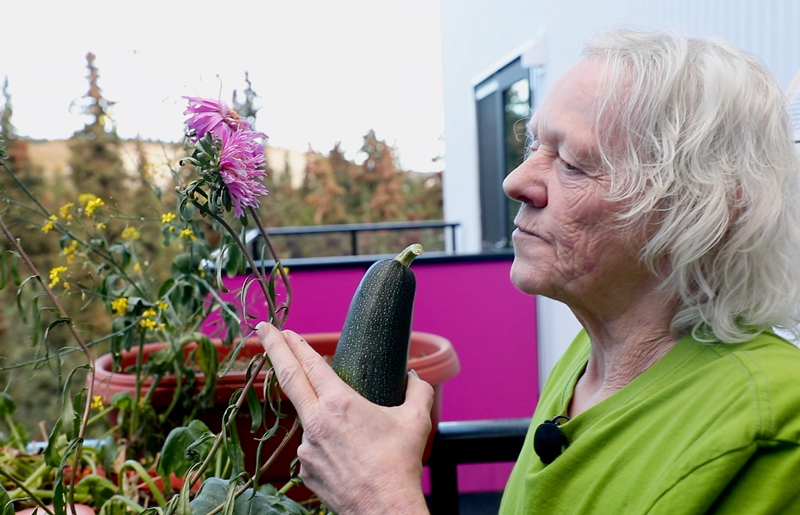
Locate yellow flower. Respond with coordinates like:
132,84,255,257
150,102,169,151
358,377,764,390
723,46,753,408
95,222,107,230
62,282,72,290
63,240,79,265
111,297,128,316
59,203,75,220
139,318,157,329
63,240,78,254
78,193,97,205
161,212,176,224
122,226,141,240
156,323,166,331
179,228,197,241
90,395,103,409
41,215,58,233
48,266,68,289
142,308,157,318
84,197,105,217
133,263,142,272
156,300,169,310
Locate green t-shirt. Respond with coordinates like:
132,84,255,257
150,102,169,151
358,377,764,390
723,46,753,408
500,331,800,514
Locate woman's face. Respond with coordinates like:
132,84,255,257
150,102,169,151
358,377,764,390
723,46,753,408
503,59,652,316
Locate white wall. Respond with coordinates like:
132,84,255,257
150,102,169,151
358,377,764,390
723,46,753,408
439,0,800,387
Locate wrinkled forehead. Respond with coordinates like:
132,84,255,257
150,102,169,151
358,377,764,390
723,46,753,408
531,59,635,163
527,60,617,151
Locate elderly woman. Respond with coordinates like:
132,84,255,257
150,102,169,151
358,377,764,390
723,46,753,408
258,29,800,514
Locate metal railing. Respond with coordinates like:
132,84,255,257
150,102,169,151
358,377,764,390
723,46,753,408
246,220,460,257
427,418,531,514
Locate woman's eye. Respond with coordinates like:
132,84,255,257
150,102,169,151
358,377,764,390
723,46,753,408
559,157,582,174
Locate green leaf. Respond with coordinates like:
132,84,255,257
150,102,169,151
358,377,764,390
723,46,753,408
225,243,246,278
172,465,196,515
222,404,245,478
52,437,82,515
0,250,20,291
44,317,72,344
0,391,16,416
179,197,197,221
213,250,231,295
193,337,218,404
0,482,14,515
61,364,89,440
158,277,176,298
110,391,134,410
246,381,263,433
189,478,309,515
74,474,117,507
157,419,213,480
44,418,64,467
108,242,132,271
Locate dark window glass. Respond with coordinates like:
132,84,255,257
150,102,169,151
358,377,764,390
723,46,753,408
475,59,532,251
503,78,531,243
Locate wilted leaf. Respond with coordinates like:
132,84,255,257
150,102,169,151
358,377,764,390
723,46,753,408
74,474,116,507
189,478,309,515
157,420,213,479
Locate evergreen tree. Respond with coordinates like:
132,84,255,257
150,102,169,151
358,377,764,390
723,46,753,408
67,52,129,208
232,71,260,130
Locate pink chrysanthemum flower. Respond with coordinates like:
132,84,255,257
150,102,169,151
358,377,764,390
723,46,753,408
183,96,253,141
218,128,269,217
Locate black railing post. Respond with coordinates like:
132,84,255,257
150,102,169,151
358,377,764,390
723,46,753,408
426,418,531,514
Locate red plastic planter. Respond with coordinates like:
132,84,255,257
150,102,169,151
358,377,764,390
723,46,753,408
90,332,459,483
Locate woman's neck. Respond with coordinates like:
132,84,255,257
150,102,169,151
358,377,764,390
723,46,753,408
568,291,679,417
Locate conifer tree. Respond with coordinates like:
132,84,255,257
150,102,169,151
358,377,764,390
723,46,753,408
67,52,129,209
232,71,260,130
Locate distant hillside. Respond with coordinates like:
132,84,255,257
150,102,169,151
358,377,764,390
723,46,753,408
26,139,308,186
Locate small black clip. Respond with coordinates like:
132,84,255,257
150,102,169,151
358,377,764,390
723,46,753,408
533,415,571,464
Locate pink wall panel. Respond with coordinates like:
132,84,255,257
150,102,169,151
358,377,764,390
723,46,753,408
205,255,538,492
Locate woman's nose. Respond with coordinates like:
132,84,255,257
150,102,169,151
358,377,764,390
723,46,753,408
503,159,547,208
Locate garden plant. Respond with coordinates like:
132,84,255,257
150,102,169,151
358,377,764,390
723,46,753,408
0,97,320,514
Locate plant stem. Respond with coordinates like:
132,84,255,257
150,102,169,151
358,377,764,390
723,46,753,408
103,494,148,514
248,206,293,328
203,418,302,515
186,354,268,487
188,199,279,326
0,467,55,514
0,216,96,513
277,476,304,496
21,461,50,488
119,460,168,507
257,417,301,478
4,412,25,450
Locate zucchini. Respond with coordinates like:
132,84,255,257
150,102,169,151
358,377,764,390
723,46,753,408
332,243,423,406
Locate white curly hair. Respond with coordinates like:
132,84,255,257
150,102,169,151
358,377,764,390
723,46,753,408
582,28,800,343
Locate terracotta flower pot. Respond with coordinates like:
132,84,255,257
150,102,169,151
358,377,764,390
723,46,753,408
90,331,459,484
16,504,94,515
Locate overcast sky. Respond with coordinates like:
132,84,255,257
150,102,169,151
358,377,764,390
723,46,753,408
1,0,445,172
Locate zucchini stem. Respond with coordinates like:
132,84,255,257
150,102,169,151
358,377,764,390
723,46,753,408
394,244,424,267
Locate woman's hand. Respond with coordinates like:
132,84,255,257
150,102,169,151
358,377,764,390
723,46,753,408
257,322,433,515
